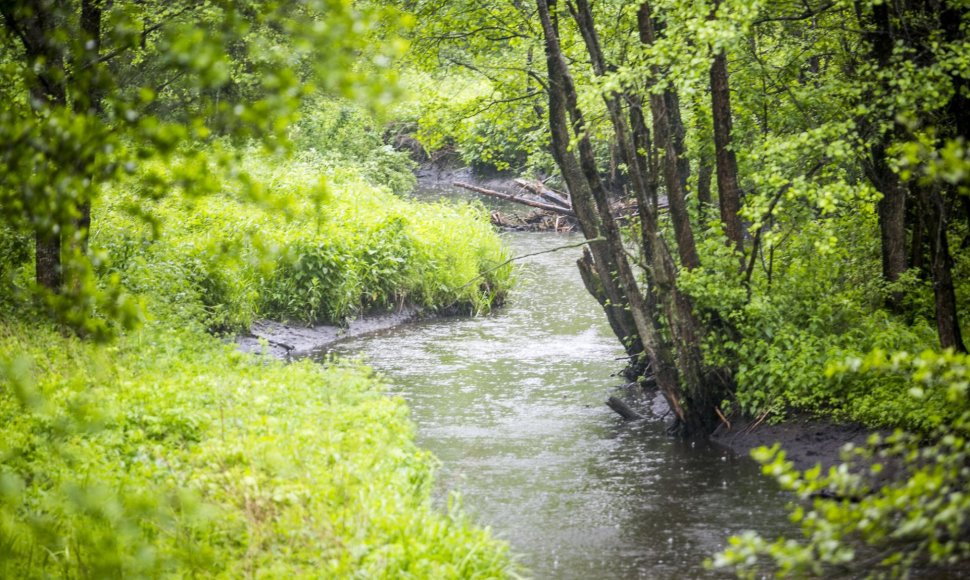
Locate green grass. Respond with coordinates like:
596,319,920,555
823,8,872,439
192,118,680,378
0,145,519,577
96,148,512,332
0,318,517,578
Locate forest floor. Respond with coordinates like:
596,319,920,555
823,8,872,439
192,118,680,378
710,416,873,471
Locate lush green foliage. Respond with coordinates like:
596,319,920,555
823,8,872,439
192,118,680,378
93,147,511,332
0,317,516,578
711,350,970,578
0,0,406,335
0,1,524,577
681,212,959,432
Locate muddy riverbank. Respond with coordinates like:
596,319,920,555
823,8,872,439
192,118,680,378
236,306,423,358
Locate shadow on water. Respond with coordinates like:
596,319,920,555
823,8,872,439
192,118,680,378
323,229,796,578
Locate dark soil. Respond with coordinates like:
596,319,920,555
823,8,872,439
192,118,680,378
710,416,873,471
623,387,876,471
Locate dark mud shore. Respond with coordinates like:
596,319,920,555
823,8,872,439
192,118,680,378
710,417,873,471
634,388,873,470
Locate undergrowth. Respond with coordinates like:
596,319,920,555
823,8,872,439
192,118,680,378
96,148,512,332
0,130,517,576
681,212,966,433
0,318,516,577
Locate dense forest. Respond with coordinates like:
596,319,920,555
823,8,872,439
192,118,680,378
1,0,969,577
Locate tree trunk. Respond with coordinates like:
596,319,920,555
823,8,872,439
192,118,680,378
537,0,692,427
697,148,714,224
636,3,700,270
73,0,103,256
710,50,745,254
865,146,908,285
1,3,68,291
917,186,966,352
535,0,642,359
561,0,731,436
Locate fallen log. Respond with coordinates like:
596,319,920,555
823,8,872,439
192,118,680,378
513,178,571,208
606,396,644,421
453,181,576,217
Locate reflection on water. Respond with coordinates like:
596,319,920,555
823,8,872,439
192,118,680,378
324,231,795,578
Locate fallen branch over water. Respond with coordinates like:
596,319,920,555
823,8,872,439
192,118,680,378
453,181,576,216
458,236,605,290
512,178,571,208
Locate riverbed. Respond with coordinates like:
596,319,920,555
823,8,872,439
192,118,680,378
323,228,796,578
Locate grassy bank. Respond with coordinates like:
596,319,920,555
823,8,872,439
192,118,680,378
0,148,517,577
0,320,516,577
97,148,512,333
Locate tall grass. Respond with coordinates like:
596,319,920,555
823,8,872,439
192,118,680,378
0,141,518,576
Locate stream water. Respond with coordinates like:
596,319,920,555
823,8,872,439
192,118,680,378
323,195,796,577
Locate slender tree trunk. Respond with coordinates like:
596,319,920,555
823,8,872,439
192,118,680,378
697,149,714,224
917,186,967,352
74,0,103,256
709,50,744,254
535,0,642,359
636,2,700,270
564,0,731,436
538,0,692,426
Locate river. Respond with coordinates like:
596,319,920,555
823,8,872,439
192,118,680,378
324,204,795,577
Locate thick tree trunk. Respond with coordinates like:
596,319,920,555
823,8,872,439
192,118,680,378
857,2,908,288
710,51,745,254
865,147,908,284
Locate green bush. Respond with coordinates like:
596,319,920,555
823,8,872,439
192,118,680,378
711,350,970,578
683,212,947,432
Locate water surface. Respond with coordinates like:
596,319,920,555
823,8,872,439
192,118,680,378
326,230,794,578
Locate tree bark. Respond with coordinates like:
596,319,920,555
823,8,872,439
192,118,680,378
1,1,67,291
858,1,908,287
560,0,730,436
710,50,745,254
73,0,103,256
697,147,714,224
538,0,691,425
917,186,966,352
865,145,908,284
535,0,642,359
636,3,700,270
453,181,576,215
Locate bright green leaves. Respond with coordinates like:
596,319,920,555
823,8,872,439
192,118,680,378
0,319,516,577
713,351,970,578
1,0,410,339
